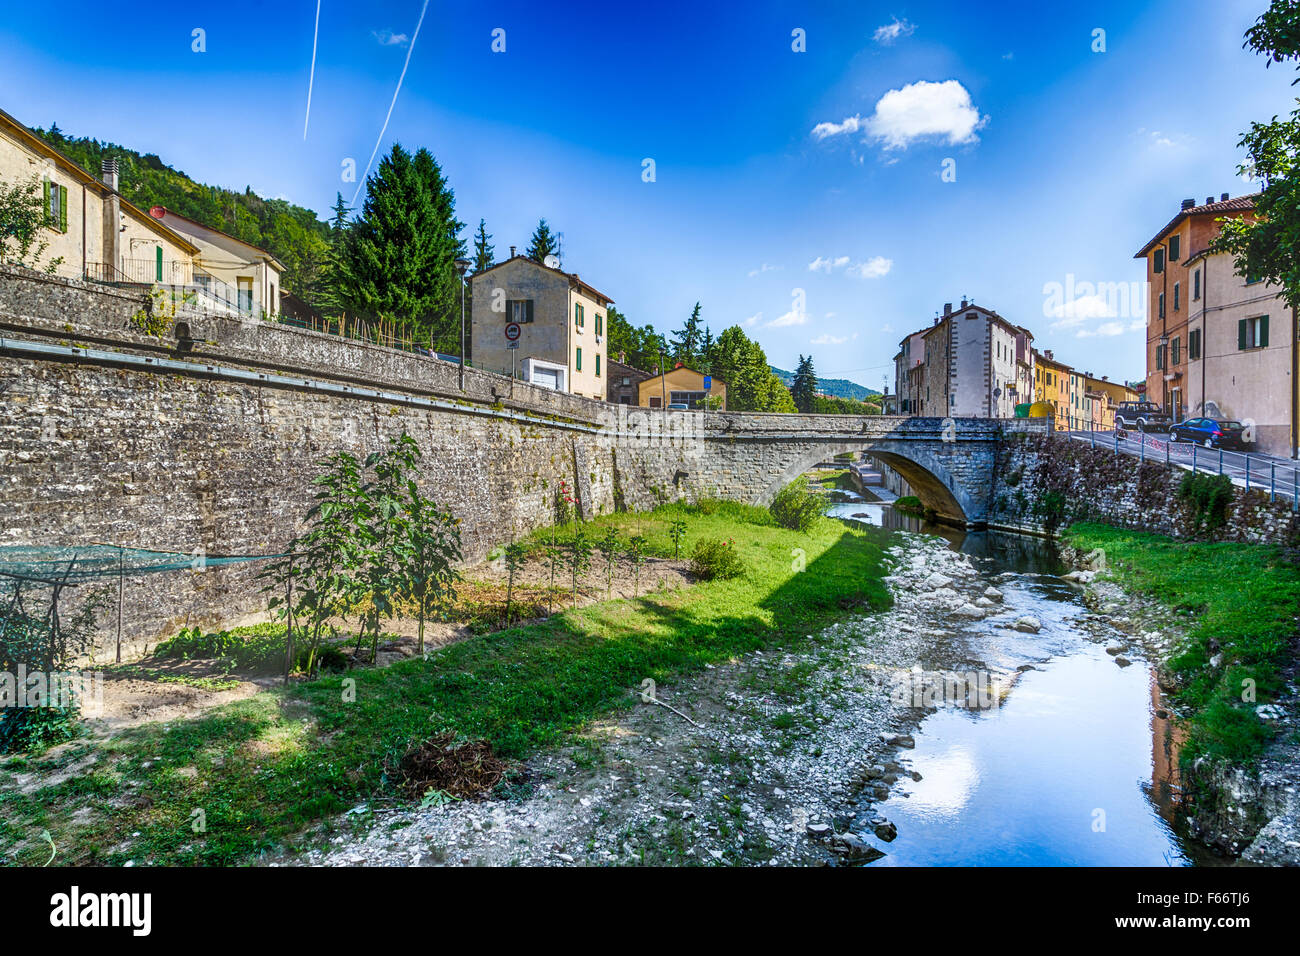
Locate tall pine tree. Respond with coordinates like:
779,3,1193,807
527,218,559,263
332,144,465,350
791,355,818,412
471,218,495,273
671,302,704,367
328,192,351,236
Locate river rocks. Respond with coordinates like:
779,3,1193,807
983,586,1003,601
883,733,915,749
1114,656,1132,668
873,820,898,842
829,831,884,862
1062,570,1096,584
975,597,996,608
922,572,955,590
1012,615,1041,633
955,603,985,618
806,822,832,838
1105,643,1126,656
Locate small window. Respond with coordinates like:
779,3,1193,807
1168,234,1180,262
575,347,582,371
574,303,584,327
1172,336,1181,366
595,313,603,336
1155,344,1165,370
1238,316,1269,350
595,354,601,376
622,376,630,386
1173,282,1180,312
1153,249,1165,274
1158,293,1165,319
508,299,534,323
1193,270,1201,301
1189,329,1202,360
44,180,68,233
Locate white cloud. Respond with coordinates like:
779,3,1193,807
743,312,762,328
848,256,893,278
815,80,988,151
873,18,915,44
811,115,863,141
1048,293,1117,328
767,310,809,328
747,263,779,277
373,29,410,46
811,332,858,346
1077,321,1129,338
808,255,850,273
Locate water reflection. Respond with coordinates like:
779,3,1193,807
826,499,1210,866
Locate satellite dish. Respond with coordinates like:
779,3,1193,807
543,254,561,269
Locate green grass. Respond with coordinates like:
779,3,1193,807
1064,522,1299,763
0,503,893,866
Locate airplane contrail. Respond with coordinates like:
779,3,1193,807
352,0,430,204
303,0,321,141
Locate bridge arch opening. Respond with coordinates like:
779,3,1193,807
758,443,972,526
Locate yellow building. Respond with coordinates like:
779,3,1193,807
1084,376,1140,430
1033,349,1072,429
636,365,727,410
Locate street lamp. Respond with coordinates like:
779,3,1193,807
455,258,471,390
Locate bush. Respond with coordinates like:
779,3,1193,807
1177,472,1233,534
894,495,924,516
689,537,746,580
156,624,299,671
769,477,826,532
0,705,81,755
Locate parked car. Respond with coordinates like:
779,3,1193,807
1114,401,1171,433
666,403,690,411
1169,418,1253,450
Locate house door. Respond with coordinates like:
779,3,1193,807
531,367,560,390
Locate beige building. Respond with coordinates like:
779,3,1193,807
0,106,198,285
470,254,612,399
1184,247,1296,456
893,300,1033,418
636,365,726,410
146,206,283,316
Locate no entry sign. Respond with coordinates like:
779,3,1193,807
505,323,521,342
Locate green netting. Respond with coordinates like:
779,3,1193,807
0,544,281,584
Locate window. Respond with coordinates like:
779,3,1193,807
1193,270,1201,301
671,390,708,409
1173,282,1180,312
1171,336,1180,366
649,396,662,408
155,246,163,282
237,277,254,312
1168,234,1180,262
1246,272,1263,286
1189,328,1202,360
595,354,601,376
43,180,68,233
1158,293,1165,319
508,299,534,323
595,312,603,336
621,376,630,386
574,303,585,328
575,347,582,371
1238,316,1269,350
1155,344,1165,370
1153,249,1165,274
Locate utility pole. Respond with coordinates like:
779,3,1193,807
455,258,470,389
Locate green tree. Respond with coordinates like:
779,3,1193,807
627,534,648,597
403,477,463,658
1213,1,1300,309
791,354,817,412
708,326,796,411
329,192,352,236
598,527,621,598
358,434,421,663
472,218,495,273
527,218,559,264
333,144,466,349
0,175,62,274
671,302,704,366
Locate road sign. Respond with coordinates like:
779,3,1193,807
506,341,520,349
505,322,521,342
703,376,711,390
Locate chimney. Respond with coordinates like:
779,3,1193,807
943,302,952,316
1180,198,1195,211
1206,196,1214,206
100,158,121,274
618,351,626,364
960,298,968,309
509,245,516,257
1221,192,1229,202
1045,350,1054,361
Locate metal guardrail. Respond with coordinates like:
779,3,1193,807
1059,417,1299,510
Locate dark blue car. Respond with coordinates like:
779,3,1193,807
1169,418,1252,450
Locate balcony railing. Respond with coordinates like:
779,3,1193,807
85,262,255,315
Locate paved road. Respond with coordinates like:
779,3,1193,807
1064,428,1300,504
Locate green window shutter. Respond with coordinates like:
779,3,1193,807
1153,249,1164,273
42,179,51,226
596,354,601,376
1260,315,1269,348
59,185,68,233
526,300,534,323
156,246,163,282
576,347,582,371
1238,319,1248,350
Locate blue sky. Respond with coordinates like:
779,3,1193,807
1,0,1294,387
